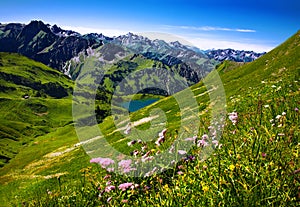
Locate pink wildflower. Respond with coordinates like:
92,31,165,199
105,185,115,192
228,112,238,125
90,157,114,169
178,165,184,169
178,150,187,155
202,134,209,140
103,174,111,180
197,139,208,147
118,159,136,173
118,182,133,191
212,140,219,147
184,136,197,143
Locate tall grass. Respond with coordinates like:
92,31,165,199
7,77,299,206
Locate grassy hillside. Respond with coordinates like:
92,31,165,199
0,52,73,98
0,53,74,166
0,31,299,206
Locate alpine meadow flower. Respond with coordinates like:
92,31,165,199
90,157,114,169
105,185,115,193
118,159,136,173
184,155,195,162
229,164,235,171
228,112,238,125
107,168,114,172
212,140,219,147
118,182,133,191
103,174,111,180
130,184,140,190
202,134,209,140
178,165,184,169
178,150,187,155
184,136,197,143
197,139,208,147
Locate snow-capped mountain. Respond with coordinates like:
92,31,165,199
205,49,266,62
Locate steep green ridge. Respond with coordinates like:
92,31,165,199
0,52,73,98
0,31,299,206
0,52,74,166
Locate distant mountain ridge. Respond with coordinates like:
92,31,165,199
205,48,266,62
0,20,265,79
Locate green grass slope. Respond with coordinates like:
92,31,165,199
0,52,73,98
0,31,299,206
0,53,74,166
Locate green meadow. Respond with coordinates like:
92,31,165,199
0,31,299,206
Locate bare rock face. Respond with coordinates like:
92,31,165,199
0,20,103,73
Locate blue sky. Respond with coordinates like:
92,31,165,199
1,0,299,52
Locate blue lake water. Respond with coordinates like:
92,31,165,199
120,98,159,112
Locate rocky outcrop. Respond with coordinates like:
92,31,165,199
0,20,103,72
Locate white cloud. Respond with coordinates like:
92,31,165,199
163,25,256,33
189,37,274,52
139,32,274,52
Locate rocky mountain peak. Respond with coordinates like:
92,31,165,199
205,49,266,62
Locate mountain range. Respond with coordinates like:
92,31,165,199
205,48,265,62
0,19,299,206
0,20,272,166
0,20,265,79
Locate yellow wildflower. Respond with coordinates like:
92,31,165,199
202,185,209,192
